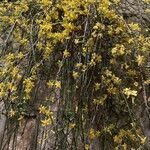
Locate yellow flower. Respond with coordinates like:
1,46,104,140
129,23,141,31
114,135,122,144
55,81,61,88
44,46,53,59
85,144,90,150
47,80,54,88
110,58,117,65
136,55,145,66
89,128,100,140
39,105,47,114
93,22,105,30
105,69,112,77
93,94,107,105
112,75,121,84
39,105,52,116
76,63,82,68
128,38,134,44
40,23,52,33
41,118,51,126
115,27,123,34
9,109,16,117
7,82,16,92
72,71,79,80
140,137,147,145
75,39,79,44
95,83,100,91
17,52,24,59
10,67,19,77
20,38,28,45
63,49,71,58
69,123,76,129
95,55,102,62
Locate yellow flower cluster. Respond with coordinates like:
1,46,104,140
112,44,126,57
39,105,53,127
93,94,107,105
47,80,61,89
114,129,139,147
23,77,35,100
123,88,137,98
89,128,100,140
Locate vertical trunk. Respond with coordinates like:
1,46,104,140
16,118,37,150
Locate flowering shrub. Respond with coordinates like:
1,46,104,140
0,0,149,149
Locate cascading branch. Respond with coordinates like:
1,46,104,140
0,0,149,149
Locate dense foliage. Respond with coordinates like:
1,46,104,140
0,0,150,149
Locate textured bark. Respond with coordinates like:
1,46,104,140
15,118,37,150
0,102,6,147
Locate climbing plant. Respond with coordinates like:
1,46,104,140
0,0,149,149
